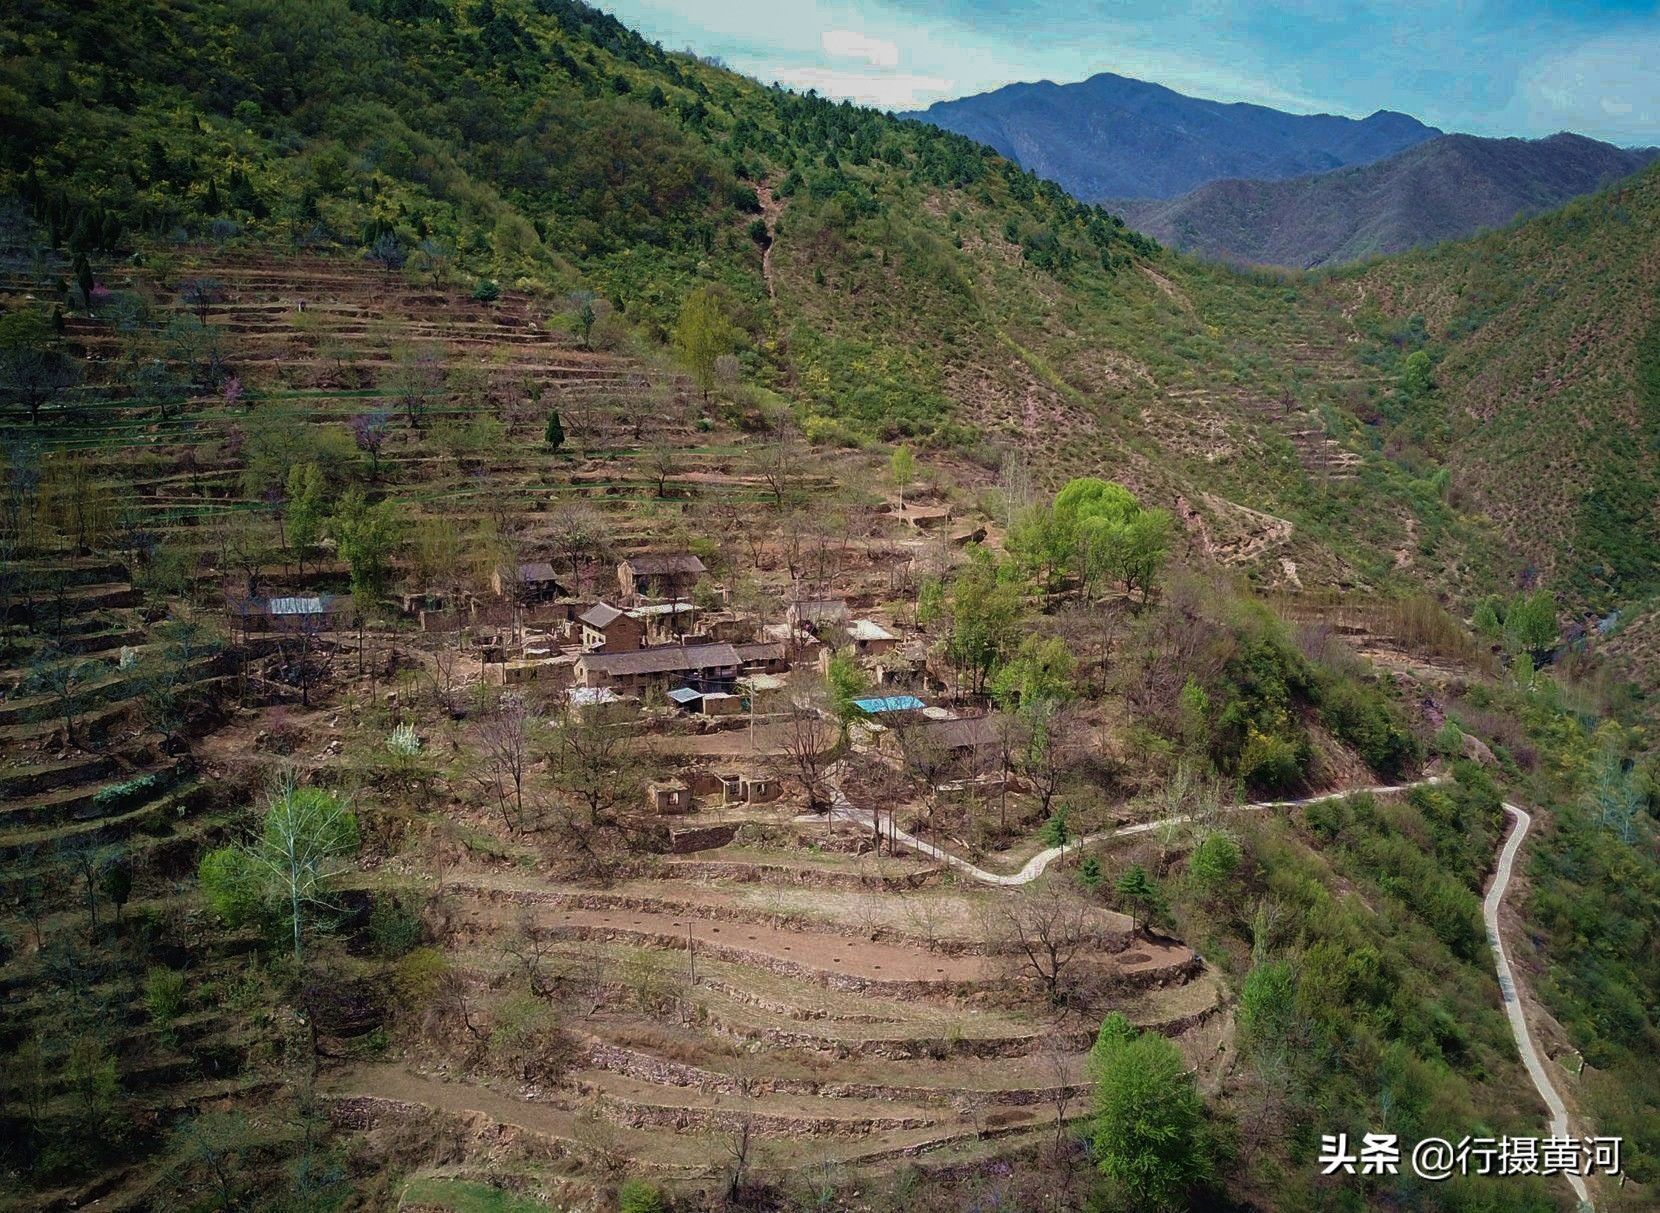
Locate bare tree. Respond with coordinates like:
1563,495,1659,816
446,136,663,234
988,883,1100,1005
645,441,680,498
500,908,559,998
748,415,804,509
474,694,538,832
721,1065,763,1204
546,502,608,595
1039,1029,1082,1144
29,645,95,748
1015,700,1080,820
892,715,955,847
775,680,838,812
545,704,643,830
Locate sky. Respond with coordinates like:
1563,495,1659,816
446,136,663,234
600,1,1660,145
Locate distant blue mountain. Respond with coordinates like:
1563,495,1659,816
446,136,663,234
901,72,1441,201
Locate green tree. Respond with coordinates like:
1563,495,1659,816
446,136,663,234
1504,589,1557,662
1090,1017,1208,1212
673,285,738,399
1472,595,1503,639
1044,477,1174,602
889,443,915,508
65,1033,121,1141
989,633,1075,711
544,408,565,451
1114,864,1162,933
329,489,401,602
1401,348,1433,398
1177,677,1211,754
198,783,359,964
1188,832,1240,895
285,462,325,576
1041,804,1071,847
0,308,80,425
825,651,869,740
944,553,1024,696
568,290,600,346
1005,502,1074,601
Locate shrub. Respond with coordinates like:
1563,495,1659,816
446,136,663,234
1319,678,1421,780
92,771,166,811
1238,727,1304,794
367,893,424,958
618,1177,666,1213
488,993,572,1081
471,278,500,302
144,966,187,1025
1189,832,1241,893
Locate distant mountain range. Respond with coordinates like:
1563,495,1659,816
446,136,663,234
901,72,1441,201
1114,132,1660,268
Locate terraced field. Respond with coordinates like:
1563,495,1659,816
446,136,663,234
328,822,1227,1193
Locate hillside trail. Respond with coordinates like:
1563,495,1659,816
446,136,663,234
830,778,1593,1209
1486,803,1594,1212
757,181,784,302
827,774,1449,887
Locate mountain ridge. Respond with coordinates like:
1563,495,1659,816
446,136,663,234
1116,130,1660,267
901,70,1441,200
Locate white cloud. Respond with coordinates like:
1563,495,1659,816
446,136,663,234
821,29,899,69
769,65,955,110
1511,31,1660,142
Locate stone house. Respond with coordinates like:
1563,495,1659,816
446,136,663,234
578,602,644,652
574,642,742,698
618,553,706,601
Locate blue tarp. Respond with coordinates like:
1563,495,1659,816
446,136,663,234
852,694,926,714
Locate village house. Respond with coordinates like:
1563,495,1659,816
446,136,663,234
733,640,789,674
915,714,1003,762
229,593,350,635
578,602,645,652
847,618,899,658
492,560,567,603
630,600,697,644
618,552,706,601
718,771,780,804
574,641,741,698
667,687,744,717
787,597,850,636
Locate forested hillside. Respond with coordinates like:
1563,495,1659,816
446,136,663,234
0,0,1526,607
0,2,1655,1212
1117,132,1660,268
1322,160,1660,616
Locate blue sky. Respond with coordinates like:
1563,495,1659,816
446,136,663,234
601,1,1660,144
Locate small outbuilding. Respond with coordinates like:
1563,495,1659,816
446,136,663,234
647,778,693,814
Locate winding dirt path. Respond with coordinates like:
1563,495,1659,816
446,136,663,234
831,776,1449,887
836,781,1592,1205
1486,803,1593,1211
